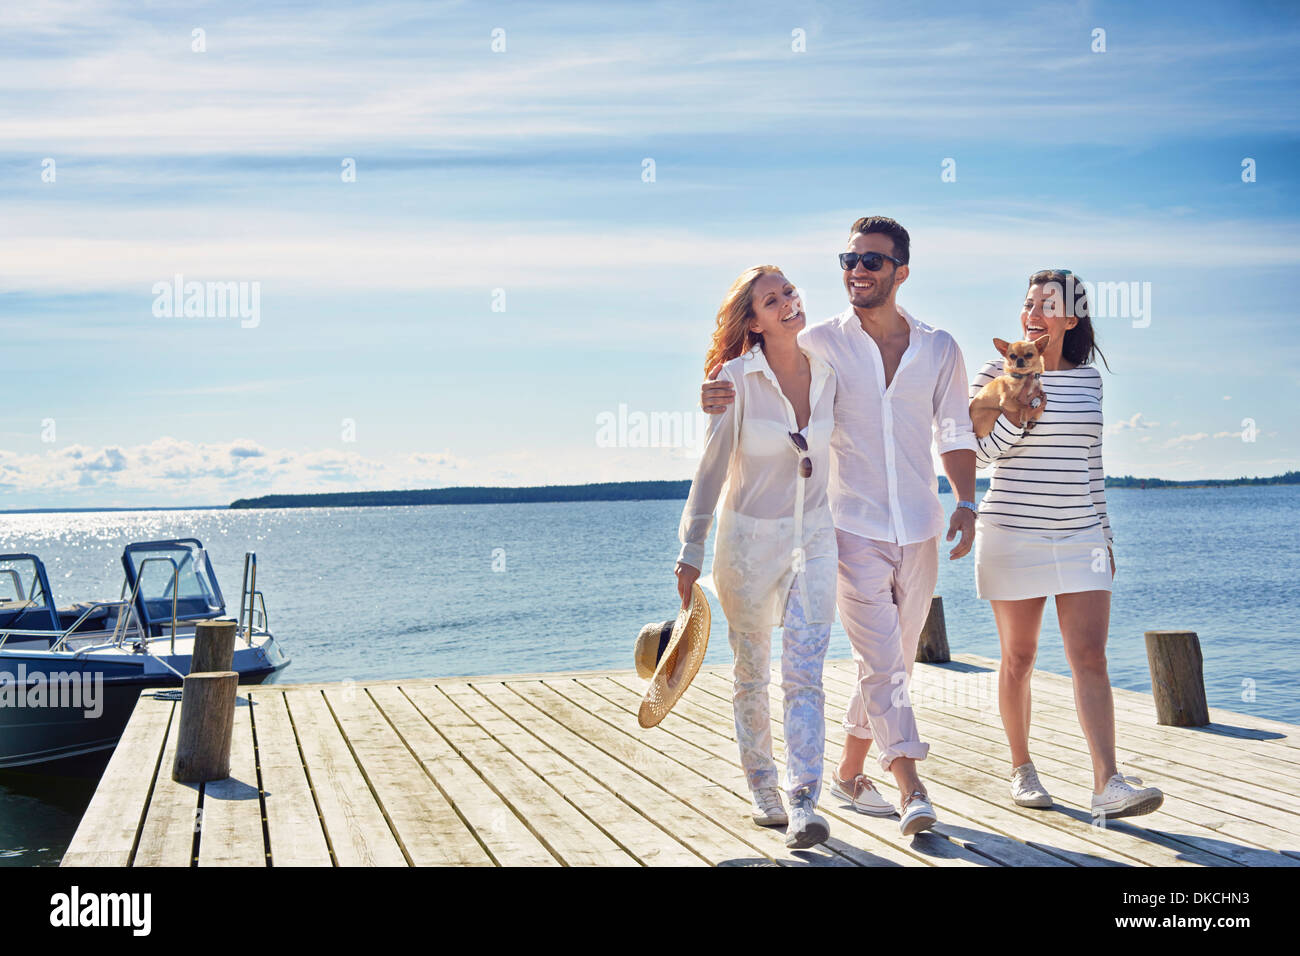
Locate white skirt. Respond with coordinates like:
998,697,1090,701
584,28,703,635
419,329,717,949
974,518,1113,601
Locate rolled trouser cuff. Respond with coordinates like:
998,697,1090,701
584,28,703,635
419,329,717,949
877,740,930,772
841,721,874,740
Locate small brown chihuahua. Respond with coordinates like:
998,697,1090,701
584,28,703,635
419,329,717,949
969,334,1050,438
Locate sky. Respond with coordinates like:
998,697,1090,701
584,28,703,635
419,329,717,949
2,0,1298,508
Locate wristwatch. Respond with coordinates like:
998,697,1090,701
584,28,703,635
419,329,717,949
956,500,977,514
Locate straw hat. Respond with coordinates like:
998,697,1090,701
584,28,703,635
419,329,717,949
635,581,711,729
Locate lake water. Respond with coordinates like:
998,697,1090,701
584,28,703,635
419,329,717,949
3,484,1298,864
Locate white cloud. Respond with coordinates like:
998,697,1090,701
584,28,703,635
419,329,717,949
1106,412,1159,434
3,205,1298,296
0,434,707,507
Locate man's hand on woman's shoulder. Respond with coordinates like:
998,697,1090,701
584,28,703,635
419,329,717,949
702,362,735,415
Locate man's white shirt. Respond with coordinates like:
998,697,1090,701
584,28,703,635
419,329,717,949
798,305,978,546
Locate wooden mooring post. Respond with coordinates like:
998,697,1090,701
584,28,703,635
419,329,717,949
192,618,238,673
172,671,239,783
916,596,950,664
1144,630,1210,727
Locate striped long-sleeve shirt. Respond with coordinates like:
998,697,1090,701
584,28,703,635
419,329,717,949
969,359,1112,547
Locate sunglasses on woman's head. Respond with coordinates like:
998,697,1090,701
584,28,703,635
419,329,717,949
840,251,903,272
789,432,813,479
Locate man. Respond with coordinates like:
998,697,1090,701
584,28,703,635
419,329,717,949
701,216,979,836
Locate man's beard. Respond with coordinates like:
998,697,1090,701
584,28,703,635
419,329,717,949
851,269,896,309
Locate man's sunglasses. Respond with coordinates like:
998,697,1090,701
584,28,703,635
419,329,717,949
839,251,903,272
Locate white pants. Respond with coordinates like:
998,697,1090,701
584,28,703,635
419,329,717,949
837,530,937,771
727,576,830,803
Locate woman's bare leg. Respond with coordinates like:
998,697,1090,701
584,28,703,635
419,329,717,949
991,597,1047,769
1056,589,1118,792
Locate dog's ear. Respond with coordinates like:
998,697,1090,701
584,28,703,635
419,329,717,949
1030,333,1051,353
993,337,1010,356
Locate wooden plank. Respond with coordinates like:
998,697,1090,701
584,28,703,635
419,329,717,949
891,660,1300,805
793,669,1241,868
605,671,1097,868
366,685,557,866
893,668,1300,844
133,703,201,867
543,677,906,867
445,682,704,866
246,689,332,867
836,669,1299,865
685,670,1127,868
520,679,869,866
321,684,492,866
401,683,638,866
62,691,174,867
947,659,1300,785
65,662,1300,869
262,665,644,694
283,689,406,866
631,671,1061,868
198,693,267,866
476,679,757,866
952,653,1300,755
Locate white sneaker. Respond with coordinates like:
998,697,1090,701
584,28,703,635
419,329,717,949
1091,774,1164,820
751,787,788,827
830,773,896,816
899,789,937,836
785,788,830,849
1010,762,1053,809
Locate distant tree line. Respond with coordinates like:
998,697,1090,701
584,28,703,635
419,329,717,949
1103,470,1299,489
229,481,695,509
229,471,1299,510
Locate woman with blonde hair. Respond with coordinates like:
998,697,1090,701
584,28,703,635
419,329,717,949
675,265,838,848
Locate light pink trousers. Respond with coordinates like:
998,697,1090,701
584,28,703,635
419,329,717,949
837,529,938,771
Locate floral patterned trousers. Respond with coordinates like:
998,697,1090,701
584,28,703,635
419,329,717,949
726,576,830,804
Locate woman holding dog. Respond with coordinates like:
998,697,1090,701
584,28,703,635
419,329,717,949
674,265,837,849
971,269,1164,819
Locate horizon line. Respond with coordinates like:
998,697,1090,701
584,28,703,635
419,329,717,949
3,470,1296,516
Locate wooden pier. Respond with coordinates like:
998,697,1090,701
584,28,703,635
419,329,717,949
62,654,1300,867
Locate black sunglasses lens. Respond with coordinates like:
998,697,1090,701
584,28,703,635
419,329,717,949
841,252,886,272
789,432,808,451
800,458,813,479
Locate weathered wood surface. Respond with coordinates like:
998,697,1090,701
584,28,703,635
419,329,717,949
62,654,1300,867
171,671,238,783
1145,630,1211,727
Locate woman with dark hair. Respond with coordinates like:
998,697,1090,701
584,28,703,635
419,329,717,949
970,270,1164,820
675,265,838,848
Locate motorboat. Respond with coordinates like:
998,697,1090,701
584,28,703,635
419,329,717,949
0,538,289,769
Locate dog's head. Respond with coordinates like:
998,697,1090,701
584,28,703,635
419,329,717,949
994,334,1050,376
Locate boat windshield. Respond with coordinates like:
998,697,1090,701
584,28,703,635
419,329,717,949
0,555,58,632
123,540,224,626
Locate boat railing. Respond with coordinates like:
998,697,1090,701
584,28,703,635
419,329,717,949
237,552,268,645
55,599,147,653
0,597,146,652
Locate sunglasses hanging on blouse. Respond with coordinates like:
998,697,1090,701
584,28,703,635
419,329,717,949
789,432,812,479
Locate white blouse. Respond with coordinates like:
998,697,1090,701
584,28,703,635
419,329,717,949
676,344,838,631
970,360,1112,547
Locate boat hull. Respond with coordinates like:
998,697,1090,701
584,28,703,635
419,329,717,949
0,641,289,770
